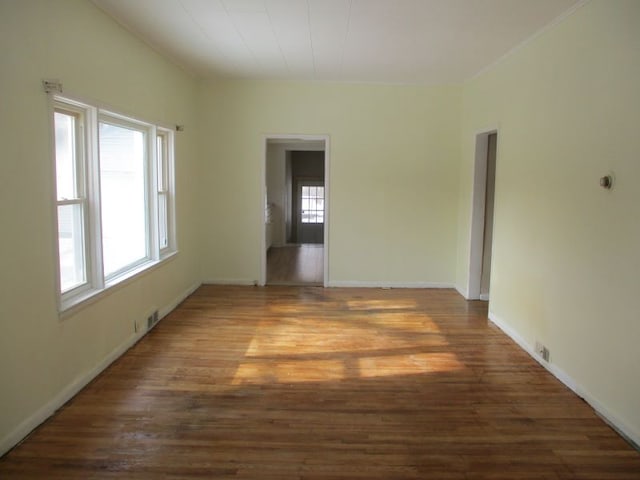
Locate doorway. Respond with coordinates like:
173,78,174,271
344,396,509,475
261,136,329,286
467,130,498,300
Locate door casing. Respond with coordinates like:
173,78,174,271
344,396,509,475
260,135,330,286
467,128,498,300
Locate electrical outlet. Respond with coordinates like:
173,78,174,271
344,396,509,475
134,318,143,333
535,341,550,362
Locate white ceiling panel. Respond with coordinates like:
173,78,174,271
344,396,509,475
267,0,315,77
307,0,352,78
228,11,288,73
91,0,583,83
223,0,266,13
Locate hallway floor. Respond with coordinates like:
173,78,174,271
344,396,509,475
267,244,323,285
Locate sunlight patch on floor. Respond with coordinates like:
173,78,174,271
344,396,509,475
242,321,448,358
346,299,417,311
232,358,346,384
233,344,464,385
358,352,464,378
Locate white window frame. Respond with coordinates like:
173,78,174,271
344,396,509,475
98,113,152,281
156,128,175,256
51,94,177,315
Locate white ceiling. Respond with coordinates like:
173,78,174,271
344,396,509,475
91,0,582,84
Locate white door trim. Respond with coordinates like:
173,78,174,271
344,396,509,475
261,134,330,287
467,128,498,300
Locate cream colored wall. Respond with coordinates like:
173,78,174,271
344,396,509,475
456,0,640,442
0,0,201,454
198,80,461,285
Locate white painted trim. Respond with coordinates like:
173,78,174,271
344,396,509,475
203,279,258,286
260,139,268,286
0,281,201,457
0,334,141,457
455,285,469,298
322,137,331,287
488,310,639,449
261,134,331,287
466,128,498,300
158,282,200,320
479,293,490,301
59,251,179,320
327,281,454,289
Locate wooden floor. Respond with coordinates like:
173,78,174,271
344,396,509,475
267,245,323,285
1,286,638,479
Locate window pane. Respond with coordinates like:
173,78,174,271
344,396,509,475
156,135,165,191
300,184,324,224
54,111,77,200
58,203,86,291
158,192,168,249
99,122,147,277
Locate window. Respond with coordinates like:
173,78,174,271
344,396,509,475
156,130,171,252
54,108,88,293
52,96,176,312
99,118,148,277
301,185,324,224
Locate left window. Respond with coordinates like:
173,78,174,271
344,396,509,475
52,96,176,312
54,107,88,293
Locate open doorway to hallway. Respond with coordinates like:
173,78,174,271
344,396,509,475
262,137,329,286
467,130,497,300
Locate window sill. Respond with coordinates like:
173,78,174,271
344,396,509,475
59,250,178,320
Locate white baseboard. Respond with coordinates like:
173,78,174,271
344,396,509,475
203,280,455,290
158,282,200,320
327,280,454,289
488,311,639,449
0,331,143,457
455,285,470,299
202,279,258,286
0,281,201,458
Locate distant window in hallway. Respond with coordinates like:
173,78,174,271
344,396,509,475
301,186,324,224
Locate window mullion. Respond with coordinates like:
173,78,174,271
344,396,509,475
87,106,104,290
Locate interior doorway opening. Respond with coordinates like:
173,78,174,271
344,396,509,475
467,130,498,301
261,136,329,286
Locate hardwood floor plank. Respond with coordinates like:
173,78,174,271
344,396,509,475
1,286,638,479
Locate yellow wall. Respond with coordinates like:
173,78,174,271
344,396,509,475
456,0,640,442
198,80,461,285
0,0,201,453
